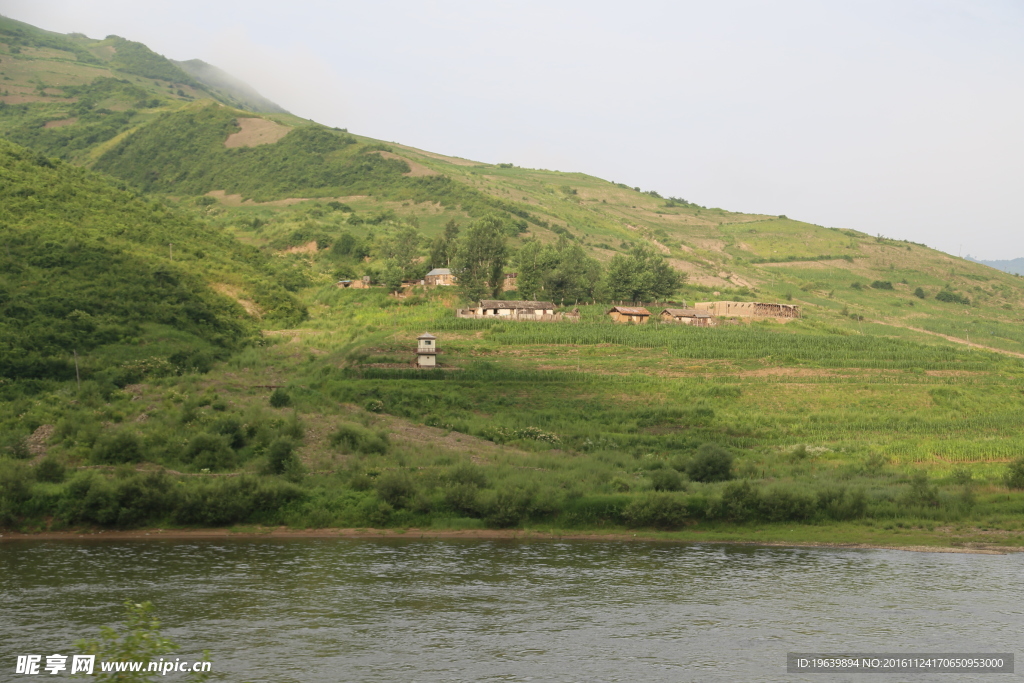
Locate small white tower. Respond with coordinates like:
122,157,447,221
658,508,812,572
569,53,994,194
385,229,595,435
416,332,438,367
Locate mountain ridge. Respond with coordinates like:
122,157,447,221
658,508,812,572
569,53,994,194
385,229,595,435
966,255,1024,276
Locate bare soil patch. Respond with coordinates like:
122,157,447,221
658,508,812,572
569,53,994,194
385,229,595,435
212,283,263,318
649,238,671,254
43,117,78,128
758,259,858,271
282,240,319,255
691,238,728,253
27,425,55,461
224,117,291,148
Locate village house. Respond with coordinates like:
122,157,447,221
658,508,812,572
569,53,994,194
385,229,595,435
416,332,438,367
425,268,455,286
337,275,371,289
660,308,715,326
695,301,800,319
468,300,555,317
607,306,651,323
457,300,578,321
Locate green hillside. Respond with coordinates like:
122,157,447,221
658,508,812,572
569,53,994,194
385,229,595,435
5,18,1024,549
0,137,305,385
0,14,287,166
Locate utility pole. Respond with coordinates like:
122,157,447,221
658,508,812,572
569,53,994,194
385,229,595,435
73,350,81,391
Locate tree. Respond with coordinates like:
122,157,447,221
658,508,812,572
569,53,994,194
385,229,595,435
376,224,421,279
686,444,734,483
604,243,683,302
1006,457,1024,489
516,237,602,302
428,219,460,268
453,215,508,301
381,259,405,293
76,600,210,682
266,437,301,476
514,240,548,299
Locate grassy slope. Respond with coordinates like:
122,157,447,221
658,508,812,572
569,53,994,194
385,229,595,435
0,137,306,388
5,19,1024,546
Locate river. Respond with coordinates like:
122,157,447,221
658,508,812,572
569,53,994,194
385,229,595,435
1,539,1019,681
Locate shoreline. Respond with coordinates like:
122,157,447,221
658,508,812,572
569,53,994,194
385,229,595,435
1,526,1020,555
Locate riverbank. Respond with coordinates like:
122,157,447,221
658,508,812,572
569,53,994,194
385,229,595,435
3,524,1023,554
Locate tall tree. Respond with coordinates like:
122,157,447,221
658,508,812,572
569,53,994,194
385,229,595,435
604,244,683,302
515,237,601,302
376,224,421,278
429,219,461,269
453,215,508,302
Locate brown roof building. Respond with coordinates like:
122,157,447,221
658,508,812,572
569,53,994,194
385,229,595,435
660,308,715,326
607,306,651,323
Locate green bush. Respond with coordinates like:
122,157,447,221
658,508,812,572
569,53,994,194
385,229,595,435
816,487,867,520
375,470,416,507
649,468,684,491
902,472,939,507
329,423,389,455
1006,458,1024,489
265,438,299,476
623,493,688,529
356,496,393,526
445,463,488,488
481,486,533,527
0,461,33,525
92,431,144,464
443,483,482,516
269,388,291,408
935,290,970,305
35,457,66,483
686,444,734,483
914,287,926,299
4,436,31,460
170,476,303,526
182,433,235,471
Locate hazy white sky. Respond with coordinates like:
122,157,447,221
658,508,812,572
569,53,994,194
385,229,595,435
7,1,1024,258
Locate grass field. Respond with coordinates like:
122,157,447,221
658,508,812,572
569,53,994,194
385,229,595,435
6,286,1024,547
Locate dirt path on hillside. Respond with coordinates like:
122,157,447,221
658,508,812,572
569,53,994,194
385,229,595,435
875,320,1024,358
336,404,539,465
206,190,369,207
373,150,438,176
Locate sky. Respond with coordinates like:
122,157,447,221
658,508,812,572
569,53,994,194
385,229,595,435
6,0,1024,259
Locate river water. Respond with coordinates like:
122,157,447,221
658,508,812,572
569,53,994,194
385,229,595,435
1,538,1020,682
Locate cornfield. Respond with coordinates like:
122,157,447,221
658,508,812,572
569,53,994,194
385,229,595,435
454,321,1009,371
